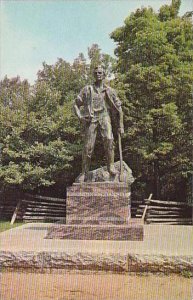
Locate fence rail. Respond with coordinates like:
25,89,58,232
1,190,192,225
137,196,192,225
0,191,66,223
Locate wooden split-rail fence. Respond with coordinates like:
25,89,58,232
137,194,192,225
0,192,66,224
9,194,144,224
1,190,192,225
21,194,66,223
0,190,22,221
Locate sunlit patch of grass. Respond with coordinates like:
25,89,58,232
0,221,23,233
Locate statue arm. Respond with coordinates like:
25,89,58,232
73,90,84,120
74,87,91,123
74,97,82,120
111,89,124,135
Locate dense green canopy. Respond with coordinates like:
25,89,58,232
0,46,113,193
0,1,192,202
111,0,193,201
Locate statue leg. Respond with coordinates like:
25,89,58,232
105,139,116,176
100,114,116,176
79,122,97,182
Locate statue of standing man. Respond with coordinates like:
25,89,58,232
74,65,124,182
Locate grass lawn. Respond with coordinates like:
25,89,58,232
0,221,23,233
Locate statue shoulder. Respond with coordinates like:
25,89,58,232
81,85,93,95
105,86,118,99
105,86,116,96
77,85,90,99
105,85,122,108
76,85,93,106
104,84,112,91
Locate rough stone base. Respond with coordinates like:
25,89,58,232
75,161,134,184
0,251,128,271
45,223,143,241
0,251,192,273
128,254,193,273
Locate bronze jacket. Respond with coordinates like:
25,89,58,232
75,85,124,129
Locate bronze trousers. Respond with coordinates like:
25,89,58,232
82,112,114,173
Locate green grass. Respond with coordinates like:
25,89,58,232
0,221,23,233
181,270,193,278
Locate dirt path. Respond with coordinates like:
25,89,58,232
1,271,192,300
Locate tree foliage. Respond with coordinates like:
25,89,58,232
0,2,192,203
0,77,76,191
0,45,114,192
111,0,193,201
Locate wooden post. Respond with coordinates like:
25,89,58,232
118,132,124,182
142,193,153,222
10,200,22,225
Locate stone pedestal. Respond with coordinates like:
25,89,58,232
66,182,131,225
46,223,143,240
46,162,143,241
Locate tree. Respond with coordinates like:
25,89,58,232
0,45,115,193
0,78,75,191
111,0,193,201
88,44,116,82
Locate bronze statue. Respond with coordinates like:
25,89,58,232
74,65,124,182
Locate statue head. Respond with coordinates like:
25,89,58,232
93,64,105,82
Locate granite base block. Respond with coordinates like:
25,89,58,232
45,224,144,241
66,182,131,225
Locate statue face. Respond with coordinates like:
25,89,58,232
94,67,104,81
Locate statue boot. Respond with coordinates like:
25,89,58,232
108,157,117,176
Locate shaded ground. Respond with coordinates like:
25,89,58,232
1,271,192,300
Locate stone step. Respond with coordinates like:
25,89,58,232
45,223,143,241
